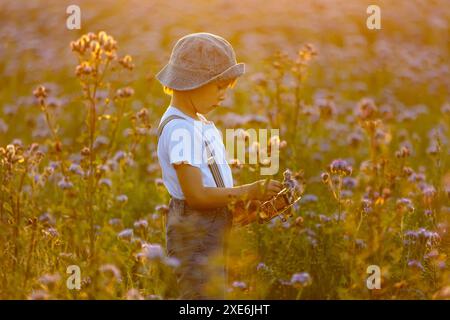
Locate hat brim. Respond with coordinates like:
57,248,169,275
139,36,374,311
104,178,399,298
155,62,245,91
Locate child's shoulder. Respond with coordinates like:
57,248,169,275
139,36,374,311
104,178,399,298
159,107,189,128
158,116,199,144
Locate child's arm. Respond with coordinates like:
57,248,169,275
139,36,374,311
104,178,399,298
175,163,282,210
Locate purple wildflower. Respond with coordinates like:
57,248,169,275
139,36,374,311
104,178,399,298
290,272,312,287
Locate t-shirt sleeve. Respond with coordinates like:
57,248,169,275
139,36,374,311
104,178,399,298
161,120,203,168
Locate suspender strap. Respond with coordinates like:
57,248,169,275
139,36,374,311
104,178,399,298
157,115,225,188
204,140,225,188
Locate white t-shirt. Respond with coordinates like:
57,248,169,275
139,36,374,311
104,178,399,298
157,105,234,199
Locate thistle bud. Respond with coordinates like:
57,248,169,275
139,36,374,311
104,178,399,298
329,159,352,176
33,86,48,100
137,108,149,120
75,62,93,77
321,172,330,184
6,144,15,158
357,98,378,121
81,147,90,157
295,216,304,227
98,31,108,45
87,32,97,41
116,87,134,98
119,55,134,70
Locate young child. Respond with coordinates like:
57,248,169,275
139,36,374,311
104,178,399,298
155,32,282,299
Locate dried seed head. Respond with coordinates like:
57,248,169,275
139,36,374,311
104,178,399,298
137,108,149,120
329,159,352,176
90,40,102,58
75,61,93,77
87,32,97,42
81,146,90,157
33,86,48,100
6,144,16,159
119,55,134,70
70,39,87,55
395,146,410,158
402,166,414,177
295,216,304,227
357,98,378,121
103,36,117,52
317,98,336,120
441,103,450,115
98,31,108,45
321,172,330,184
116,87,134,98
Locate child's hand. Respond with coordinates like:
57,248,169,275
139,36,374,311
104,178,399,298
249,179,283,201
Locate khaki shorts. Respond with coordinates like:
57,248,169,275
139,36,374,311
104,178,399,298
166,198,233,299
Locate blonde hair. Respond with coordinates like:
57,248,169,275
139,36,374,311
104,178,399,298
163,86,174,96
228,78,238,89
163,78,237,96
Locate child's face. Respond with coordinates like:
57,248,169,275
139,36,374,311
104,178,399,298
189,78,235,114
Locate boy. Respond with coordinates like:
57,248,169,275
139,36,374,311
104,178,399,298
156,32,282,299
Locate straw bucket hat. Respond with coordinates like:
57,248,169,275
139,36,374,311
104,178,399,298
155,32,245,91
